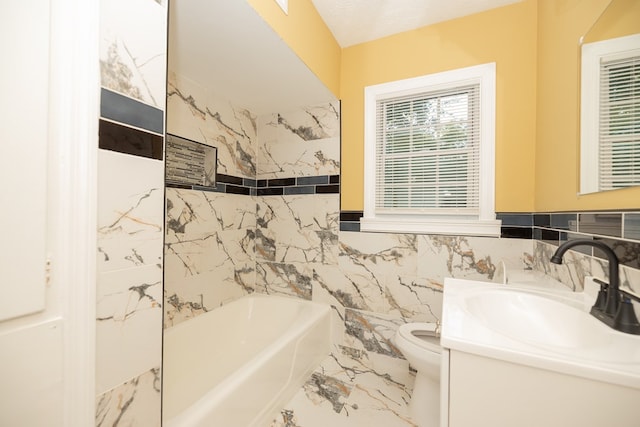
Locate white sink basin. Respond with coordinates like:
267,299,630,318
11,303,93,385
441,278,640,390
463,289,611,350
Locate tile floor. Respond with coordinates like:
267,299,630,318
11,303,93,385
269,344,418,427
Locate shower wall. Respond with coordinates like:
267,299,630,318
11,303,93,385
164,72,258,327
163,72,533,361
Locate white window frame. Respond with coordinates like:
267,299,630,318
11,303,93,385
362,62,500,236
580,33,640,194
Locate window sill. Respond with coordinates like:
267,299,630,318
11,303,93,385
360,217,502,237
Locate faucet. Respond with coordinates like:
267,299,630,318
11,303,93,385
550,239,640,334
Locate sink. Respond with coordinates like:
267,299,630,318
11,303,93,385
463,289,611,350
441,277,640,390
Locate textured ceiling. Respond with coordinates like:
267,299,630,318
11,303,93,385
310,0,523,47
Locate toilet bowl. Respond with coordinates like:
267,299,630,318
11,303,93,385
394,322,442,427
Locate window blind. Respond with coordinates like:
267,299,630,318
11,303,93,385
599,54,640,190
375,84,480,214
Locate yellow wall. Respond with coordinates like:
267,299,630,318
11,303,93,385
246,0,341,98
535,0,640,211
252,0,640,213
340,0,538,211
584,0,640,43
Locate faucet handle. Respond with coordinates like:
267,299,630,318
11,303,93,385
591,278,609,312
613,295,640,335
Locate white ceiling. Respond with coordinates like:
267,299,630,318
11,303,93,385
310,0,523,47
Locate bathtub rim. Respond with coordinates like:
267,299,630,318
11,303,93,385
162,293,333,426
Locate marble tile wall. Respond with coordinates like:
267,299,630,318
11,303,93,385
271,344,416,427
164,72,538,423
97,0,166,424
164,188,256,327
257,102,340,179
498,211,640,297
164,74,345,329
535,241,640,299
167,72,257,179
165,73,259,328
96,3,640,424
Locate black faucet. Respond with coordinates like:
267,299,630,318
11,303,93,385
550,239,640,335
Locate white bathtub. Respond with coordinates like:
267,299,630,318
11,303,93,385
162,294,332,427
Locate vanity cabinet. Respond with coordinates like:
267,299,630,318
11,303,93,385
442,349,640,427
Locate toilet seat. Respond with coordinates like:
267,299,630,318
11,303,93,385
397,322,442,354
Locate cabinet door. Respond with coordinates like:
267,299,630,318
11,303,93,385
448,350,640,427
0,0,50,321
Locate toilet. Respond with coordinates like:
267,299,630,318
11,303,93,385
394,322,442,427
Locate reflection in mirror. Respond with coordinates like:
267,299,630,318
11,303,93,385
580,0,640,194
163,1,338,425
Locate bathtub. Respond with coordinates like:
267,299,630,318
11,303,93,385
162,294,332,427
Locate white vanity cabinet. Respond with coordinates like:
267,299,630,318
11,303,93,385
440,277,640,427
441,349,640,427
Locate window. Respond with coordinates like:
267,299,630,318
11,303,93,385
362,63,500,236
581,34,640,194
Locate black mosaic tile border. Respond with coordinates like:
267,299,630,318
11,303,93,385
338,210,640,269
500,227,532,239
498,212,640,270
166,173,340,197
100,88,164,134
98,119,163,160
98,88,164,160
339,211,363,232
496,212,640,242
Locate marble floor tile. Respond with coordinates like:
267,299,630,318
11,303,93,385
270,345,417,427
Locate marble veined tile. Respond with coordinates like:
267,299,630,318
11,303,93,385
384,275,443,323
164,289,207,329
167,72,257,178
535,241,640,303
96,367,161,427
417,235,533,283
256,195,339,265
277,102,340,143
166,188,255,237
163,265,253,328
310,261,382,329
534,241,590,291
98,150,164,273
342,384,416,427
320,345,413,397
99,0,166,108
98,237,162,273
164,228,253,280
343,309,404,358
164,224,254,327
623,265,640,296
255,261,313,300
96,264,162,394
335,232,419,313
258,135,340,179
270,345,415,427
257,102,340,179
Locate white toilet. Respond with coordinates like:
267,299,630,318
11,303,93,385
394,322,442,427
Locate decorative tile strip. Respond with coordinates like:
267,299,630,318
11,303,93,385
100,88,163,134
166,134,217,188
99,119,163,160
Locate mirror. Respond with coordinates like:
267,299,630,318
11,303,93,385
163,1,337,424
167,0,335,116
579,0,640,194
